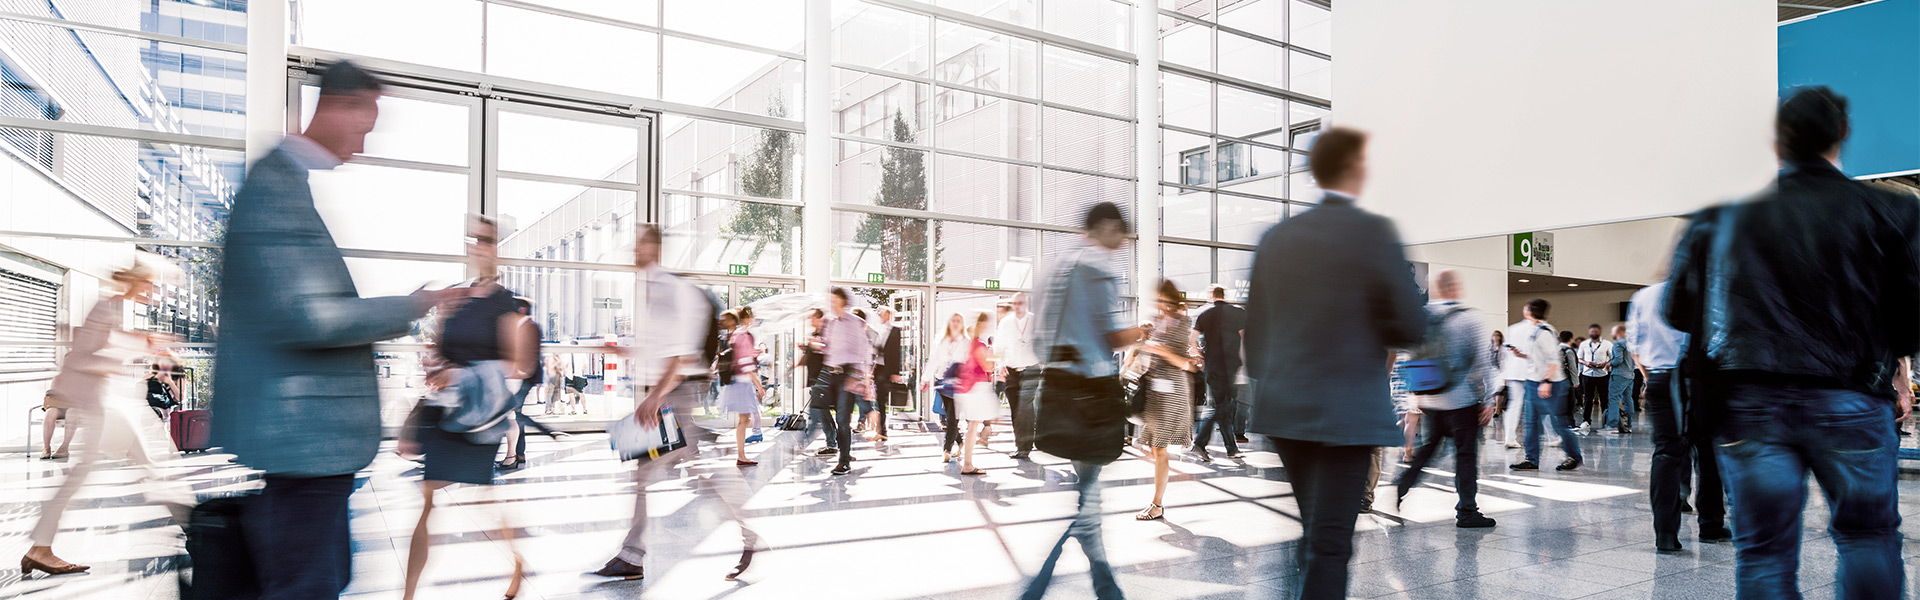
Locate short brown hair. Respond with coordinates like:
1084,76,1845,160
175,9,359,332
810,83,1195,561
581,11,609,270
1308,127,1368,186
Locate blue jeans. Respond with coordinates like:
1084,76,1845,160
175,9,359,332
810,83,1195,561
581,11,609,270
1716,383,1901,599
1523,379,1582,464
1605,375,1635,429
1022,461,1122,600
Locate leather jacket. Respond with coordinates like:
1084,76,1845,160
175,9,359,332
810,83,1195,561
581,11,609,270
1665,158,1920,396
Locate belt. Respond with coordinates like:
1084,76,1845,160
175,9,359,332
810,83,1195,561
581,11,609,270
1647,368,1676,375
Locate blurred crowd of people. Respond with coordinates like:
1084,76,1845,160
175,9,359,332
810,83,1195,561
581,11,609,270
14,61,1916,600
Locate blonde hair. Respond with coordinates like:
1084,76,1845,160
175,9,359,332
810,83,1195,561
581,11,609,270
940,313,967,343
968,311,991,340
112,252,182,289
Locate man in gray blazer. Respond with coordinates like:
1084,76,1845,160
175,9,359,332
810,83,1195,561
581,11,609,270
212,61,459,599
1244,127,1427,600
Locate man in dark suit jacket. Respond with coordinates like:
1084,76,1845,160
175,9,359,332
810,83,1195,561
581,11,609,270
1244,127,1427,600
1191,284,1247,461
211,62,460,598
871,307,906,439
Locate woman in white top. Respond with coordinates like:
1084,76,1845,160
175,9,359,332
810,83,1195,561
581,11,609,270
924,313,972,463
22,258,189,577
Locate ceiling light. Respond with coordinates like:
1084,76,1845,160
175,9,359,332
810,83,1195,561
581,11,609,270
1517,279,1529,283
1568,283,1579,287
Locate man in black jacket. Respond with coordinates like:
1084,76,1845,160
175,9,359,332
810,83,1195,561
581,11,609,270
1245,127,1427,599
870,307,906,441
1665,86,1918,598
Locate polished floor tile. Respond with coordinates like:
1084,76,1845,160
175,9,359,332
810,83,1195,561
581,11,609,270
4,420,1919,599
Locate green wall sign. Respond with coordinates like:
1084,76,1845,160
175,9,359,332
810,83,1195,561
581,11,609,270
867,273,885,284
984,279,1000,290
728,264,750,276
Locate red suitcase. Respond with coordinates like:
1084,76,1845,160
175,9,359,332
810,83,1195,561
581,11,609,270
171,409,211,453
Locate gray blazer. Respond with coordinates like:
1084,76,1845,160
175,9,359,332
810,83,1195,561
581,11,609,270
210,145,430,477
1243,195,1427,447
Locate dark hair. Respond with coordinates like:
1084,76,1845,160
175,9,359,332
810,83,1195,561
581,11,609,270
808,308,825,319
1559,330,1574,343
829,287,850,303
1083,201,1130,233
513,297,532,313
318,60,383,98
1777,86,1848,162
1157,279,1182,304
1525,298,1551,319
1588,323,1602,330
737,306,754,321
1309,127,1368,186
636,223,662,245
720,309,740,326
1209,284,1226,300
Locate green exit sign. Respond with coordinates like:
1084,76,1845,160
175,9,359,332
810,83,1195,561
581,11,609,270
728,264,750,276
984,279,1000,290
866,273,885,284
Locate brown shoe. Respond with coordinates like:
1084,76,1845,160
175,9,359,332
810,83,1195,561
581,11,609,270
726,549,755,581
591,557,644,580
20,554,89,577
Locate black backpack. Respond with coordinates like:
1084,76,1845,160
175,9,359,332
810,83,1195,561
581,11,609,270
694,285,726,377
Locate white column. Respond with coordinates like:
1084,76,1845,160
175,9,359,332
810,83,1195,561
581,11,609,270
244,0,288,167
803,0,834,294
1134,1,1161,313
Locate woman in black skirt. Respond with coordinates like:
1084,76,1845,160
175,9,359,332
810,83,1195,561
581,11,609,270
402,215,537,600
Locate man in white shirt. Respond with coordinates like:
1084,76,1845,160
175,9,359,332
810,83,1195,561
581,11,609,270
1500,320,1541,449
1509,298,1583,471
1576,324,1614,431
595,224,759,582
1628,281,1729,552
993,292,1040,460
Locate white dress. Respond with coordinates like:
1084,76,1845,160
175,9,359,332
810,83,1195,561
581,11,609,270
952,340,1000,422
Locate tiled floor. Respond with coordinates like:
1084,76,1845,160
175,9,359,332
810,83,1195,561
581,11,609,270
5,418,1920,599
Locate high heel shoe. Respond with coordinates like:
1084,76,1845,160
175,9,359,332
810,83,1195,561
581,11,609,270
21,554,89,576
1135,503,1164,521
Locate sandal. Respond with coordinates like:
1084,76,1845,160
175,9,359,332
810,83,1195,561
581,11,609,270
736,459,759,466
959,468,985,475
1136,503,1164,521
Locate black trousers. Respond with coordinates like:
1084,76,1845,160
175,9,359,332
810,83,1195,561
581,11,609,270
939,392,961,453
1006,367,1034,454
1193,369,1239,454
242,474,356,599
1579,375,1609,425
828,369,857,468
1394,405,1482,515
1645,370,1727,547
1272,438,1375,600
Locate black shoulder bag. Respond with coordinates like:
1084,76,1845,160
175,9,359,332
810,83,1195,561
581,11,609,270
1031,251,1127,465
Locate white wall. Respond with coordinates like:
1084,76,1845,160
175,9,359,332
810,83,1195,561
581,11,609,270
1408,236,1510,331
1548,217,1688,285
1506,289,1640,339
1337,0,1777,244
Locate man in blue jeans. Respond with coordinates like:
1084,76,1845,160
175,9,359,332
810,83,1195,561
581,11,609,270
1507,298,1582,472
1665,86,1916,598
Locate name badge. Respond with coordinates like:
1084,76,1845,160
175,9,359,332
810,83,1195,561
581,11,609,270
1150,378,1175,394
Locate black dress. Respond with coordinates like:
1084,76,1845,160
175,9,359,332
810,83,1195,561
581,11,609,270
419,285,519,485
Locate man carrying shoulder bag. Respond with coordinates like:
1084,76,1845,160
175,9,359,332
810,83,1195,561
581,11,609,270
1023,202,1142,600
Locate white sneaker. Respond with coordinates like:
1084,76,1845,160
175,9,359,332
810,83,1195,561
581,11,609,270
1505,440,1522,449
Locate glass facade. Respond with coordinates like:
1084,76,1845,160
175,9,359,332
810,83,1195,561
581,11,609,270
0,0,1332,445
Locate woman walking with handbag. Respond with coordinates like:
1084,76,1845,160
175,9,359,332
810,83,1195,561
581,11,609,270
400,215,533,600
954,312,999,475
925,313,971,462
1134,280,1194,521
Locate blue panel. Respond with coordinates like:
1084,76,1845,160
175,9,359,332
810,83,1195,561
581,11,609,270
1780,0,1920,178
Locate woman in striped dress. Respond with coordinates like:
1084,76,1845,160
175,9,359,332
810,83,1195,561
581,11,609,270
1135,280,1193,521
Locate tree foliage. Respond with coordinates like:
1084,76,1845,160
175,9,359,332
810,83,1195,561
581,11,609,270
728,94,800,273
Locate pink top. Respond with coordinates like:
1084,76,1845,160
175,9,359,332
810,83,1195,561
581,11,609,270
958,339,991,393
730,330,758,380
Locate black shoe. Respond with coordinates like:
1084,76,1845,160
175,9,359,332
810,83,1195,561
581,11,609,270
1191,447,1212,463
1556,458,1582,471
1510,460,1539,471
817,447,839,456
592,557,645,580
830,463,851,476
726,549,754,581
1009,452,1032,461
1699,526,1733,543
495,458,524,470
1225,450,1245,459
1456,513,1497,528
1655,540,1685,553
1234,435,1250,444
1679,502,1695,514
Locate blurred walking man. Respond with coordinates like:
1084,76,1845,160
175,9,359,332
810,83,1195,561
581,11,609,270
995,292,1040,460
1392,270,1497,529
1629,280,1729,554
1244,127,1427,599
213,61,460,598
1667,86,1918,598
1190,284,1247,461
594,224,759,582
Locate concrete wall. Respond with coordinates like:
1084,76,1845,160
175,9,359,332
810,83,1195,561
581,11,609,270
1547,217,1689,285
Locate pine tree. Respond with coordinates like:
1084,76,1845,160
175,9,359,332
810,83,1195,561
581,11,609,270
729,94,800,273
854,110,932,308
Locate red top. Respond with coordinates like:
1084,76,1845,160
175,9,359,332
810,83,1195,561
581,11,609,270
958,339,992,393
